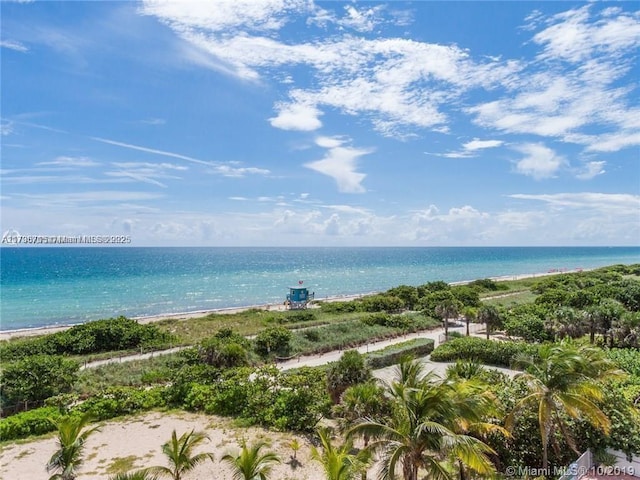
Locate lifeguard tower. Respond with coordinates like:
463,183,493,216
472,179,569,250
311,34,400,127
286,285,314,310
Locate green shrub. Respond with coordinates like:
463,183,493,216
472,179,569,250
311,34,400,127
254,326,292,357
279,311,317,323
75,386,166,421
319,301,360,313
430,337,538,368
358,294,404,313
1,355,79,411
327,350,371,403
0,317,174,361
0,406,62,441
366,338,435,369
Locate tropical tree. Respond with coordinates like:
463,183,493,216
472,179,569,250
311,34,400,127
506,341,625,469
311,427,369,480
477,305,502,340
348,359,497,480
46,412,101,480
221,440,281,480
147,429,214,480
333,382,391,447
434,293,462,341
109,472,158,480
327,350,371,404
461,307,477,337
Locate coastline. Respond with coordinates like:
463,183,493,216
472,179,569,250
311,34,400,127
0,268,585,341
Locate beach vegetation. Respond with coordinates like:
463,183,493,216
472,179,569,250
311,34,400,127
221,440,281,480
506,341,625,469
430,336,538,368
0,317,174,362
0,354,79,413
326,350,371,404
365,338,435,370
476,305,502,340
254,326,292,357
347,358,498,480
146,429,214,480
311,426,370,480
46,412,100,480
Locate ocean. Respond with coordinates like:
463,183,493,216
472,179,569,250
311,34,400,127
1,246,639,331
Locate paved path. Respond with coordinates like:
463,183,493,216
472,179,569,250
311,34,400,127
81,321,517,380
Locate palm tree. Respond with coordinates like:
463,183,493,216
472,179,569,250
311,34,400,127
477,305,501,340
147,429,214,480
221,440,281,480
46,412,101,480
435,296,461,341
461,307,477,337
506,340,624,469
333,382,391,448
110,472,158,480
348,359,497,480
311,427,369,480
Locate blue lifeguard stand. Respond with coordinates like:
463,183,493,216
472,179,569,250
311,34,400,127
286,286,314,310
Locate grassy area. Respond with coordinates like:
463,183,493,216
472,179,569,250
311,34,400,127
153,308,363,345
481,290,538,307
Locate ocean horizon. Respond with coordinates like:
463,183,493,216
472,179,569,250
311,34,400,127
1,246,639,332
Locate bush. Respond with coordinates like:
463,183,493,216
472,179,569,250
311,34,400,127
0,406,62,441
358,294,404,313
430,337,538,368
319,301,360,314
196,333,251,368
75,386,166,420
1,355,79,411
326,350,371,403
0,316,174,361
366,338,435,369
254,326,292,357
279,310,317,323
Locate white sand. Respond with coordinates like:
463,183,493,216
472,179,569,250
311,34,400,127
0,411,329,480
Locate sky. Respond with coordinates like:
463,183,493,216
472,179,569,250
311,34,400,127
1,1,639,247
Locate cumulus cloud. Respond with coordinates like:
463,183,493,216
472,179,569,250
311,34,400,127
512,143,566,179
269,102,323,131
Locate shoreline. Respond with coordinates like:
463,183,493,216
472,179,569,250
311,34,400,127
0,268,586,341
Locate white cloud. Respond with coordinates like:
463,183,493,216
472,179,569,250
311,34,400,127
269,102,323,131
37,156,100,168
532,5,640,63
512,143,566,179
141,3,521,138
438,138,504,158
575,161,606,180
0,39,28,52
510,192,640,216
305,142,372,193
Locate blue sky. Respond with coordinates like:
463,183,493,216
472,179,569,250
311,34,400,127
1,1,639,246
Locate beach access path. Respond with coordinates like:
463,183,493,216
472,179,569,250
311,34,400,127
80,320,516,380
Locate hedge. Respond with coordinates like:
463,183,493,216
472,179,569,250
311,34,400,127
366,338,435,369
430,337,538,368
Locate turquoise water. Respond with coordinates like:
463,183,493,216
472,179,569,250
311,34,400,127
1,247,639,331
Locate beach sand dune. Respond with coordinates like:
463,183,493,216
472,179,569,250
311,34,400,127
0,411,328,480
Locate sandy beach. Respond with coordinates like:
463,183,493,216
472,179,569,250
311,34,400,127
0,269,584,342
0,410,331,480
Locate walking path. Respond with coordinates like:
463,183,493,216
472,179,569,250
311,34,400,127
81,321,517,380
